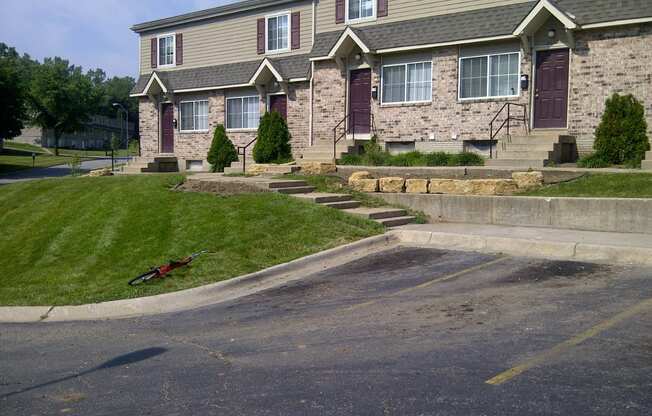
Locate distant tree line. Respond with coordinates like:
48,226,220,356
0,42,138,154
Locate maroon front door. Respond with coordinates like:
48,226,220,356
534,49,569,129
348,69,371,134
269,94,287,120
161,103,174,153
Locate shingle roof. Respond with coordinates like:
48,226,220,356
555,0,652,25
131,54,311,95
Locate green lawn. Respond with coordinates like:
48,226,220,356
0,175,382,306
0,148,84,174
518,173,652,198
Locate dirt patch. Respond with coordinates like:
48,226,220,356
498,260,611,285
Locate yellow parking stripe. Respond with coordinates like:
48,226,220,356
345,256,510,311
486,296,652,386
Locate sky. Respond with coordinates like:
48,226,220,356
0,0,238,78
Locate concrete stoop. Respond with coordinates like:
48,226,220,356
642,151,652,170
301,140,355,163
123,156,179,173
487,132,576,168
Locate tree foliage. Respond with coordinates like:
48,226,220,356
252,111,292,163
207,124,237,172
0,43,31,140
594,93,649,165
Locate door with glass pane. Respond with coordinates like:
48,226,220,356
348,69,371,135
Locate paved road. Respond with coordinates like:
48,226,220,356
2,247,651,415
0,158,130,185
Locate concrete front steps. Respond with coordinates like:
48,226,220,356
486,131,576,168
267,179,415,227
123,156,179,173
643,151,652,170
301,140,355,163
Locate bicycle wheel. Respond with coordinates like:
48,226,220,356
128,270,159,286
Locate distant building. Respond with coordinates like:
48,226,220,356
13,115,136,150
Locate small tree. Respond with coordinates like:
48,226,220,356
0,43,28,143
28,57,95,155
110,133,121,152
207,124,237,172
594,93,649,165
253,111,292,163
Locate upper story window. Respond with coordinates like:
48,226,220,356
347,0,375,23
382,61,432,104
266,13,290,53
226,96,260,130
459,52,520,100
179,100,208,132
158,34,175,67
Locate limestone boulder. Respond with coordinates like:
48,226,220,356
512,171,544,190
246,164,266,175
348,171,373,184
379,177,406,193
471,179,519,195
88,168,113,177
299,162,337,175
429,179,472,195
349,178,379,192
405,179,429,194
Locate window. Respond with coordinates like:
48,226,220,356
459,52,520,100
382,62,432,104
179,100,208,132
266,13,289,52
226,96,260,130
347,0,375,22
158,34,175,67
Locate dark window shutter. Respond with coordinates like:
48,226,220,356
291,12,301,50
257,18,265,54
175,33,183,65
151,38,158,68
335,0,345,23
377,0,388,17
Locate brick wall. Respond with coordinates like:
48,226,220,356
569,23,652,154
137,81,311,167
312,61,347,141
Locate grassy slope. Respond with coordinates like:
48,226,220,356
0,175,382,306
0,142,90,175
519,173,652,198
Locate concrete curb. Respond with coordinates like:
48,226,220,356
394,229,652,266
0,233,397,323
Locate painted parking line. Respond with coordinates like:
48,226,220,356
345,256,510,311
486,296,652,386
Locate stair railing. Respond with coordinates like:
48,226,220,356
237,137,257,173
332,111,376,161
488,103,529,159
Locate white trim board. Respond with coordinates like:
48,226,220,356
328,27,372,58
249,58,284,84
513,0,577,36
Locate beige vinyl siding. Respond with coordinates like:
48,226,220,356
316,0,533,33
140,0,313,75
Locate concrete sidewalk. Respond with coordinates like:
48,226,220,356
397,223,652,266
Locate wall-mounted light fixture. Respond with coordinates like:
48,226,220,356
547,28,556,39
354,53,361,61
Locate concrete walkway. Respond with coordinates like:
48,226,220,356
0,158,130,185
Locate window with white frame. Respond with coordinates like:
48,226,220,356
382,61,432,104
158,34,175,67
179,100,208,132
459,52,520,100
267,13,289,52
347,0,375,22
226,96,260,130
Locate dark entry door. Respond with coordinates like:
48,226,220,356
534,49,569,129
269,94,287,120
161,103,174,153
348,69,371,134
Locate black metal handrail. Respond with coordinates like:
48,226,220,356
237,137,257,173
332,111,376,161
489,103,529,159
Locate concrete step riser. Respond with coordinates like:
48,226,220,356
501,144,557,151
377,216,416,227
642,160,652,170
485,159,546,168
498,151,553,159
645,151,652,159
322,201,361,210
275,186,316,195
299,195,353,203
266,181,309,189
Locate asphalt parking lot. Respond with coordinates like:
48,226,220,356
2,246,652,415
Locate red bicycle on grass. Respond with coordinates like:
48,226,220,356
128,250,208,286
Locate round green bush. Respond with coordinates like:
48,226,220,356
207,124,237,172
253,111,292,163
594,93,649,165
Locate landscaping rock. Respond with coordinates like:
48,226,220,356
379,177,405,193
87,168,113,177
349,178,379,192
348,171,373,183
429,179,470,195
246,164,266,175
471,179,519,195
406,179,429,194
300,162,337,175
512,171,544,189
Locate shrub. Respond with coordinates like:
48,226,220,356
577,153,610,168
68,154,82,176
207,124,237,173
253,111,292,163
339,154,363,165
448,152,485,166
424,152,451,166
594,93,649,165
390,151,425,167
